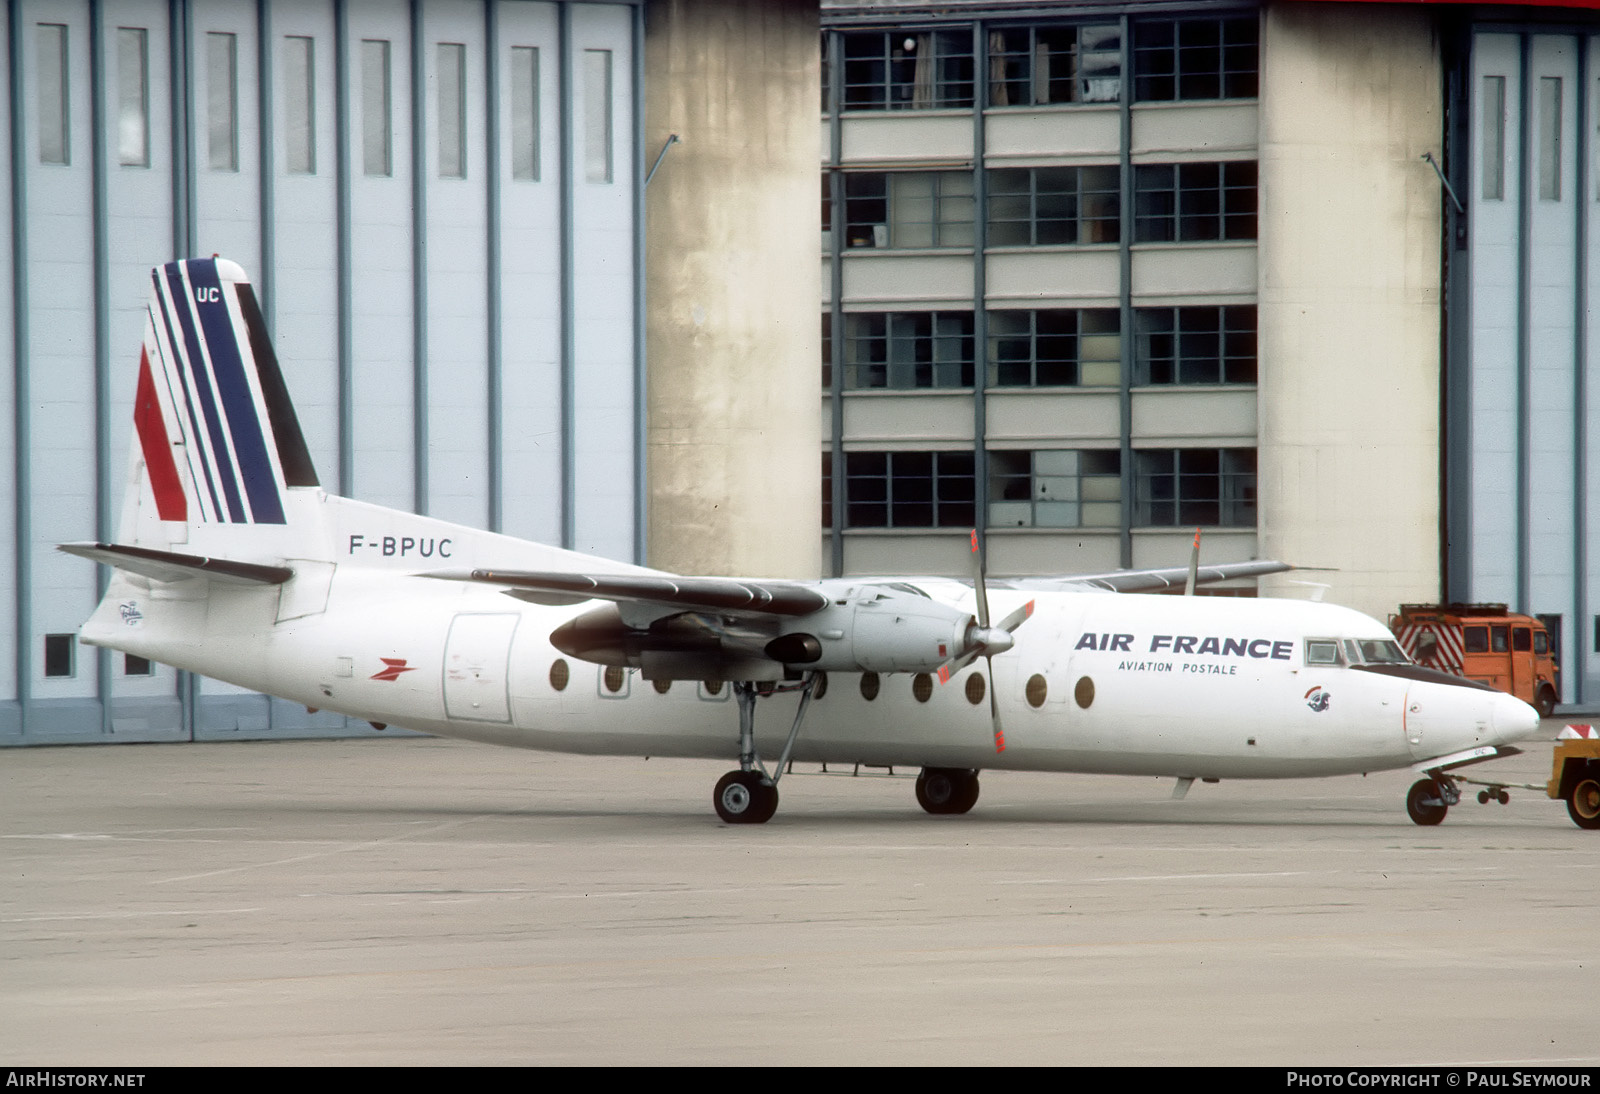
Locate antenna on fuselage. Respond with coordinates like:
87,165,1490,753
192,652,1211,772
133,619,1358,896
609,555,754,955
1183,528,1201,597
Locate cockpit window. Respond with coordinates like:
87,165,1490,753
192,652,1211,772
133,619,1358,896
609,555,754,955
1305,640,1343,665
1356,639,1409,664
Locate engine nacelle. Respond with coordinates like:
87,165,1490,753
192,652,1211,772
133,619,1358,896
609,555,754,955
548,586,975,680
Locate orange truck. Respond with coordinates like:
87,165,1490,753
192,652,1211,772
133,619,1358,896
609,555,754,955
1389,603,1560,718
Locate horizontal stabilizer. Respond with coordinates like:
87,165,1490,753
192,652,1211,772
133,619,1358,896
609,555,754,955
59,542,293,586
426,568,830,616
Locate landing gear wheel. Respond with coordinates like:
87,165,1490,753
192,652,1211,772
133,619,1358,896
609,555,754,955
1406,778,1448,826
1566,777,1600,830
714,770,778,824
916,768,980,815
1535,685,1557,720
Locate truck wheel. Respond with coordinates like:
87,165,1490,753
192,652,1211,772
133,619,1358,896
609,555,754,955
1534,684,1556,720
1566,776,1600,830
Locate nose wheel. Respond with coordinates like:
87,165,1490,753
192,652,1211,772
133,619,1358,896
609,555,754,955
1405,777,1457,826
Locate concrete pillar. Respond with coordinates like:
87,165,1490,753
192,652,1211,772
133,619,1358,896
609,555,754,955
1257,2,1444,620
643,0,821,578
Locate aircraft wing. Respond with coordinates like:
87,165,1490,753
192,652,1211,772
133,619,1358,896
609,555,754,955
1011,559,1291,593
427,568,830,617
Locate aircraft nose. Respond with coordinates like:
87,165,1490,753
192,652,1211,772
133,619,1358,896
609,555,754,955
1491,691,1541,744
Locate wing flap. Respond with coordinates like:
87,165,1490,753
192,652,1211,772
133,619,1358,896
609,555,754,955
59,542,293,586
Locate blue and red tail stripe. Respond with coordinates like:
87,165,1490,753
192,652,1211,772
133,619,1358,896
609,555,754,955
137,258,318,526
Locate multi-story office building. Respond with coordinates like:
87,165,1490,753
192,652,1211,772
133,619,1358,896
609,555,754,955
820,0,1600,705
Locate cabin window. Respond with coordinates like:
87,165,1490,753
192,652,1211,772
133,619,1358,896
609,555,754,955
1464,626,1488,654
1304,640,1342,666
860,671,880,700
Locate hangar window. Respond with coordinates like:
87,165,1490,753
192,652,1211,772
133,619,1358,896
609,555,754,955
841,28,973,111
1132,16,1258,102
361,39,391,177
37,23,69,165
842,311,973,389
844,450,975,528
583,49,612,182
1134,161,1257,243
843,171,974,249
511,47,539,181
988,449,1120,529
117,28,149,168
124,654,153,677
988,165,1119,246
1481,75,1506,201
438,43,466,179
284,36,316,175
1133,448,1255,528
987,24,1120,106
989,308,1120,387
206,32,238,172
1135,306,1256,385
1538,76,1562,202
43,634,74,679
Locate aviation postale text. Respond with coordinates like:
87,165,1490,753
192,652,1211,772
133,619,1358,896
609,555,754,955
1077,631,1294,676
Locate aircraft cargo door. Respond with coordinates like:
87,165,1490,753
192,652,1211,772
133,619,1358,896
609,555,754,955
444,613,519,723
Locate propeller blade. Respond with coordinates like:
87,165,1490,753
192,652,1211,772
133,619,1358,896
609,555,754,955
986,654,1005,753
1184,527,1201,597
968,529,990,629
995,599,1034,635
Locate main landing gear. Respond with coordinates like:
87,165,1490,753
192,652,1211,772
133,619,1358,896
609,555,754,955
915,767,980,815
712,677,818,824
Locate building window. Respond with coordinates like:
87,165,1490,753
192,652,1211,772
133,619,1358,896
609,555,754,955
1132,16,1258,102
1134,448,1256,527
1481,75,1505,201
43,634,75,678
1135,306,1256,385
584,48,612,183
511,46,539,181
116,28,149,167
988,166,1119,246
37,23,69,165
844,451,975,528
989,449,1121,528
841,29,973,111
124,654,153,676
989,308,1120,387
1539,76,1561,202
206,32,237,172
284,35,315,175
361,39,391,178
843,312,973,390
842,171,974,249
438,42,465,179
986,23,1120,106
1134,161,1256,243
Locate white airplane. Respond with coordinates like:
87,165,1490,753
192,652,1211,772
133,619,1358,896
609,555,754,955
65,258,1540,826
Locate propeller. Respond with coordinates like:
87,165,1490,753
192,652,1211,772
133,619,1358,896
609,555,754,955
937,530,1033,753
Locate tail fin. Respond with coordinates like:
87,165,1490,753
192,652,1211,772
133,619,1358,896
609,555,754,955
125,257,318,550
